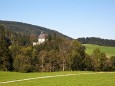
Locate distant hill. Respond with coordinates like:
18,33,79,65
0,20,72,40
77,37,115,47
84,44,115,57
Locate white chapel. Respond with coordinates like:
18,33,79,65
33,32,46,46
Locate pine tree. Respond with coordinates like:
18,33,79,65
0,25,13,71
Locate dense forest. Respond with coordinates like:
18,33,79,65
77,37,115,47
0,24,115,72
0,20,71,40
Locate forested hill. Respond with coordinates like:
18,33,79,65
0,20,71,39
0,24,115,72
77,37,115,47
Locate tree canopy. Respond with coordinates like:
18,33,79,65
0,25,115,72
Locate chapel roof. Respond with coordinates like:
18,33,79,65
38,32,46,39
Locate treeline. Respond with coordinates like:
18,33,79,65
77,37,115,47
0,20,71,40
0,25,115,72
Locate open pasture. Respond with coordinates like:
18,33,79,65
0,71,115,86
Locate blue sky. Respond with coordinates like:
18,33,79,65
0,0,115,39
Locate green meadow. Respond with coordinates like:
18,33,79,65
0,71,115,86
84,44,115,57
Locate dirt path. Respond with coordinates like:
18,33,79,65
0,72,114,84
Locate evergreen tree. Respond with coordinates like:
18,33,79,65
0,25,13,71
71,40,85,71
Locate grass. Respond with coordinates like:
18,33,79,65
0,71,115,86
84,44,115,57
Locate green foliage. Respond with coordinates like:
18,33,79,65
13,46,34,72
110,56,115,70
0,24,115,72
0,20,71,40
84,44,115,57
14,54,32,72
0,25,13,71
71,40,86,71
91,48,109,71
83,54,93,71
78,37,115,47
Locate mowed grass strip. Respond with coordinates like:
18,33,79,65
0,71,89,82
0,71,115,86
84,44,115,57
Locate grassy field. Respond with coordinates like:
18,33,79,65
84,44,115,57
0,71,115,86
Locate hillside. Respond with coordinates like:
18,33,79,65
78,37,115,47
0,20,71,39
84,44,115,57
1,23,115,72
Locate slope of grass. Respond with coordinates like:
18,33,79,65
0,71,115,86
84,44,115,57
